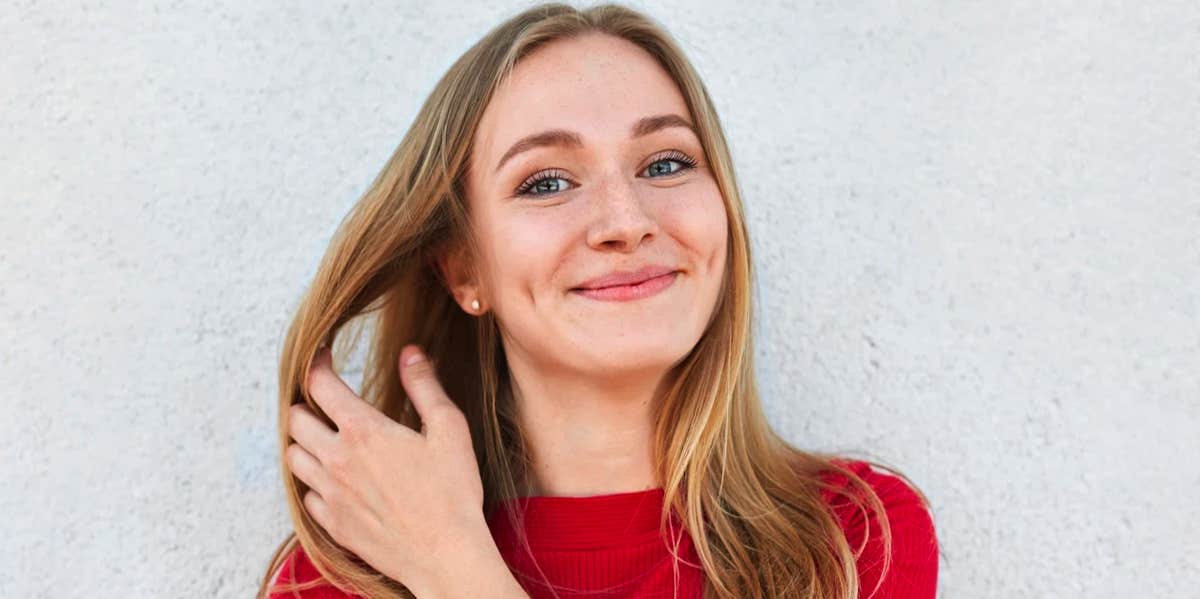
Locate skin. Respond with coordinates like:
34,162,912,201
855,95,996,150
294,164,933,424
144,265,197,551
446,31,729,497
286,32,728,598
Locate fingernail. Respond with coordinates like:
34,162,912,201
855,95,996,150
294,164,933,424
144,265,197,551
404,349,426,367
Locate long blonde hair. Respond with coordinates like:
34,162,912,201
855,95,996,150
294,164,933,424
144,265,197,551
258,3,932,598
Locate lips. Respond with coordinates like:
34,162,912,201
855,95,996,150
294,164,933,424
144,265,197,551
571,270,678,302
573,265,679,290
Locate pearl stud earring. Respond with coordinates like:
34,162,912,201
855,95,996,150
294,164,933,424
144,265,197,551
470,299,480,312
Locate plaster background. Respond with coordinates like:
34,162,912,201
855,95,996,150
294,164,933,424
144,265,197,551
2,1,1196,597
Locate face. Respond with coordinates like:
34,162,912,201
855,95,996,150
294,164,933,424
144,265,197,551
454,32,728,380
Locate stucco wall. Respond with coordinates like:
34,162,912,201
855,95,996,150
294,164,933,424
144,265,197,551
1,1,1196,597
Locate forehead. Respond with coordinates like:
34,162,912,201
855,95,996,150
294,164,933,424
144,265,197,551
472,33,692,170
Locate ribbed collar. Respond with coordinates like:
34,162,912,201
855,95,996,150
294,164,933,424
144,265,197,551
486,487,677,551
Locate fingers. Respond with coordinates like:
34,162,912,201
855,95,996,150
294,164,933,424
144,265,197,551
397,345,458,436
286,441,331,496
302,489,335,536
305,347,379,432
288,402,338,464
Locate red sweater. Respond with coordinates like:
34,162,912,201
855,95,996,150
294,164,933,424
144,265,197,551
269,459,938,598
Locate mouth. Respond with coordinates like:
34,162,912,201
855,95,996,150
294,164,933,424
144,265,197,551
570,271,679,302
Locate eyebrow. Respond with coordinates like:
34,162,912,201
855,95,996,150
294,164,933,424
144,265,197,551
492,113,698,175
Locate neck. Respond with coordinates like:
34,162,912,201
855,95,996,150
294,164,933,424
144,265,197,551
504,349,668,498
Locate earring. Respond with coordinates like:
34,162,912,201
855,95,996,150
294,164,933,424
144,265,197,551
470,299,481,312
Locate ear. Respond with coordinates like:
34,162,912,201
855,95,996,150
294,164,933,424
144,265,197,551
434,243,486,314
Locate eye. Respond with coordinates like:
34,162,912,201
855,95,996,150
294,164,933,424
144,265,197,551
514,168,572,198
642,150,698,178
513,150,700,198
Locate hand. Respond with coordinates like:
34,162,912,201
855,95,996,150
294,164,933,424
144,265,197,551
286,344,492,594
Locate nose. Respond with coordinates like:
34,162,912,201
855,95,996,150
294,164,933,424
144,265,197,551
585,173,659,252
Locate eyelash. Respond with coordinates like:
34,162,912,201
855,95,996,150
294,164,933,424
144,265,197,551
514,150,699,198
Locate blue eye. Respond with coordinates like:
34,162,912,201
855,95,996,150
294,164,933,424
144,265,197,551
514,168,572,197
513,150,699,198
643,150,698,177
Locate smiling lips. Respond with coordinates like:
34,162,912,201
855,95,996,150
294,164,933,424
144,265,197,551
571,265,680,302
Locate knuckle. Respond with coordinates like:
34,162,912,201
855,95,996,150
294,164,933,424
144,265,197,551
325,517,342,539
326,452,351,479
287,403,307,425
285,443,301,465
320,485,342,508
338,415,374,444
307,494,338,534
320,517,338,538
305,364,321,391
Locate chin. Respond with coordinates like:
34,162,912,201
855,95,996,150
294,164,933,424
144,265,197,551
575,334,699,376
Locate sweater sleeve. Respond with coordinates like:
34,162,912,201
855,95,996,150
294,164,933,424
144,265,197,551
267,545,363,599
828,460,940,599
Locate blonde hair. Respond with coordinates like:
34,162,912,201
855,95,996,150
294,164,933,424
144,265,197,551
258,3,933,598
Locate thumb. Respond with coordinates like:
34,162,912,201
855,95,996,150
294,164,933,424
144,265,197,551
397,345,456,434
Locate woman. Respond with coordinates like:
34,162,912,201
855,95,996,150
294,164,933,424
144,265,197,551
259,3,939,598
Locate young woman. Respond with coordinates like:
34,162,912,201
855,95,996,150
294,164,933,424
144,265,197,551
259,3,939,598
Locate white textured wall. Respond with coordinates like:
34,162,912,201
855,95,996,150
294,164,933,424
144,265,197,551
2,1,1196,597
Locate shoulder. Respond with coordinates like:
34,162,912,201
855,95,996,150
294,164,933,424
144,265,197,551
267,544,363,599
818,458,940,599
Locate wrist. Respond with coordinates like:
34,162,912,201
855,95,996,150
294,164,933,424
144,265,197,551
406,522,527,599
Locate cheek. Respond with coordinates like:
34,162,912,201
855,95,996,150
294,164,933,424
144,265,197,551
485,207,577,299
656,182,728,269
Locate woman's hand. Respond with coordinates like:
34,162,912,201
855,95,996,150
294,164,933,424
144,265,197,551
285,344,500,596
